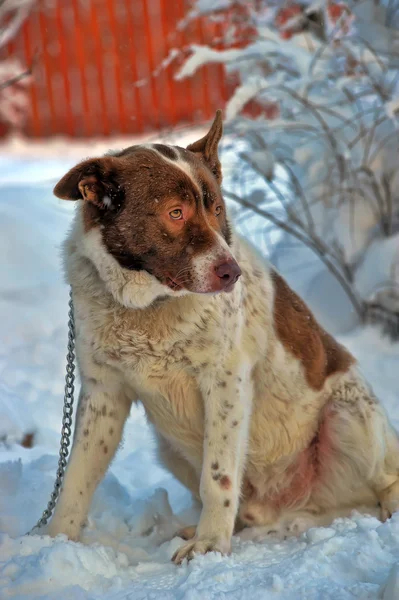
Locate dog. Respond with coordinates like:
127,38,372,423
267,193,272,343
47,111,399,563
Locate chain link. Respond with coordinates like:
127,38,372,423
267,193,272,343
30,288,76,533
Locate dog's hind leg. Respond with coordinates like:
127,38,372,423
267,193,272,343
156,434,200,500
312,373,399,521
156,435,201,541
371,425,399,521
47,375,132,540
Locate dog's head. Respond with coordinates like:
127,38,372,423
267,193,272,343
55,111,241,308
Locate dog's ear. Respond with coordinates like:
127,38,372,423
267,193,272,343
186,109,223,183
53,157,123,209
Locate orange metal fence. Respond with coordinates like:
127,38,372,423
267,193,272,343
2,0,227,138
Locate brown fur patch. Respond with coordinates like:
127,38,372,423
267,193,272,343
271,271,355,390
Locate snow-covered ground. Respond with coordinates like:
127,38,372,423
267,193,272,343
0,139,399,600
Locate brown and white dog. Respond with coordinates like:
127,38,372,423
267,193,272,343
48,111,399,563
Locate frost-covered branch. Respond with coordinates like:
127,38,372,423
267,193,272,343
179,0,399,335
0,0,35,49
0,0,38,128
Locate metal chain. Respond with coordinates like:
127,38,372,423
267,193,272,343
30,288,76,533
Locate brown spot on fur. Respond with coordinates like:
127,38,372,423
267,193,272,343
271,271,355,391
220,475,231,490
211,461,219,470
226,370,232,376
223,434,227,441
104,446,108,454
79,491,83,496
101,405,107,416
70,520,74,524
83,429,89,437
99,439,104,446
212,473,221,481
244,513,254,521
224,499,230,507
232,420,238,427
109,427,114,435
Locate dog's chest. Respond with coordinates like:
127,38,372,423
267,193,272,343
83,300,226,460
86,299,207,383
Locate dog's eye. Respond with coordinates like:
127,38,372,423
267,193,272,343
215,206,222,216
170,209,183,220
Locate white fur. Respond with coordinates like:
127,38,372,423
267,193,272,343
142,144,201,198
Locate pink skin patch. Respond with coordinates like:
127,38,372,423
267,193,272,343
271,408,335,509
248,407,335,511
244,513,255,521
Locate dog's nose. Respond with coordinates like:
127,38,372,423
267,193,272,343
214,261,242,287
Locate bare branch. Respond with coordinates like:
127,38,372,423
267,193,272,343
224,189,365,319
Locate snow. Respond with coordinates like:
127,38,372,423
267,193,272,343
0,142,399,599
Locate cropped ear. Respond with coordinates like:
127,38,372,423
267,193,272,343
53,157,123,210
186,109,223,183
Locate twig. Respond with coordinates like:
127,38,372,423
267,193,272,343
0,2,33,50
0,63,32,91
224,188,365,319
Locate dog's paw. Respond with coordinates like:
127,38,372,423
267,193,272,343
46,518,81,541
172,537,230,565
380,498,399,522
379,481,399,521
284,516,317,537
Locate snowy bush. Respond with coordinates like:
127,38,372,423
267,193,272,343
177,0,399,336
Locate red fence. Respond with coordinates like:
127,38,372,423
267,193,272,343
2,0,227,138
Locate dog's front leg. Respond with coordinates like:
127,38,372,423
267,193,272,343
172,360,252,564
47,377,131,541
